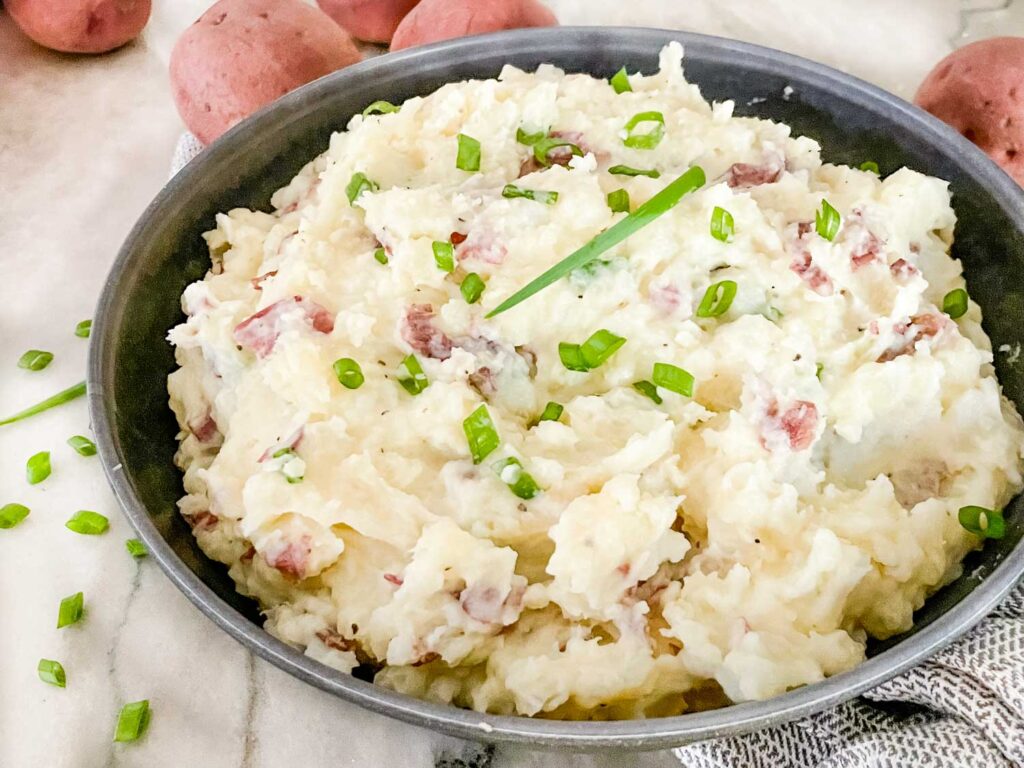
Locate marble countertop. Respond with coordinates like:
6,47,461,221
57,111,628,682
2,2,1021,767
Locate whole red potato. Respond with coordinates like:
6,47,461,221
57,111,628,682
5,0,151,54
915,37,1024,186
316,0,419,44
391,0,556,52
170,0,361,145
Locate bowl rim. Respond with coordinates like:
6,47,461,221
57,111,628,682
88,25,1024,749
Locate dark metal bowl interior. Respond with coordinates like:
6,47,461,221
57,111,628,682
89,27,1024,750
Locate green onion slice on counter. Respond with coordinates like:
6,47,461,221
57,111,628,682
38,659,66,688
942,288,969,319
622,111,665,150
463,405,500,464
75,319,92,338
493,457,541,500
0,503,30,529
607,188,630,213
345,172,378,204
487,166,705,317
18,350,53,371
456,133,481,172
533,136,583,167
57,592,84,628
432,240,455,273
461,273,486,304
362,100,399,116
67,435,97,456
502,185,558,205
26,451,51,484
125,539,148,558
710,206,734,243
610,67,632,94
632,380,663,404
696,280,738,318
958,505,1005,539
65,510,109,536
397,354,428,395
373,247,388,265
537,401,564,423
113,700,151,742
652,362,695,397
333,358,364,390
0,381,87,427
608,165,661,178
816,199,841,241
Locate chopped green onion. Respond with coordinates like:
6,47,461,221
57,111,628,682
456,133,481,172
815,362,824,380
57,592,84,628
538,401,564,423
18,350,53,371
432,240,455,272
493,457,541,500
710,206,735,243
533,136,583,167
859,160,880,174
652,362,694,397
607,188,630,213
488,166,705,317
608,165,661,178
345,172,378,204
125,539,148,558
516,126,546,146
461,273,486,304
333,358,364,390
632,380,663,404
373,247,388,265
66,510,109,536
463,405,500,464
114,700,151,742
558,342,589,372
362,100,399,116
272,448,305,484
958,505,1005,539
502,184,558,204
75,320,92,338
0,381,87,427
0,502,30,529
610,66,632,94
26,451,51,484
38,659,66,688
397,354,428,395
67,435,97,456
580,329,626,368
696,280,738,318
942,288,969,319
622,111,665,150
816,199,841,241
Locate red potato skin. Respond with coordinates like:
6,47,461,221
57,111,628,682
391,0,557,52
170,0,362,145
915,37,1024,186
316,0,420,44
5,0,151,54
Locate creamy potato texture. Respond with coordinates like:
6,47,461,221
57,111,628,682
168,44,1024,718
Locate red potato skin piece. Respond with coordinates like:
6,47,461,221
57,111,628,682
316,0,420,43
391,0,557,52
170,0,361,145
6,0,151,54
915,37,1024,186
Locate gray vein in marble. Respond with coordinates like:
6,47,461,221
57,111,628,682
435,743,495,768
241,653,261,768
104,563,144,768
953,0,1014,45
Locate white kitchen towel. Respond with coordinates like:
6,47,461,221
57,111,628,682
170,135,1024,768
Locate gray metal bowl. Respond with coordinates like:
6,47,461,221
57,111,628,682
89,27,1024,750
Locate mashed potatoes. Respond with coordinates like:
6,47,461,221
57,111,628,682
168,43,1024,719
